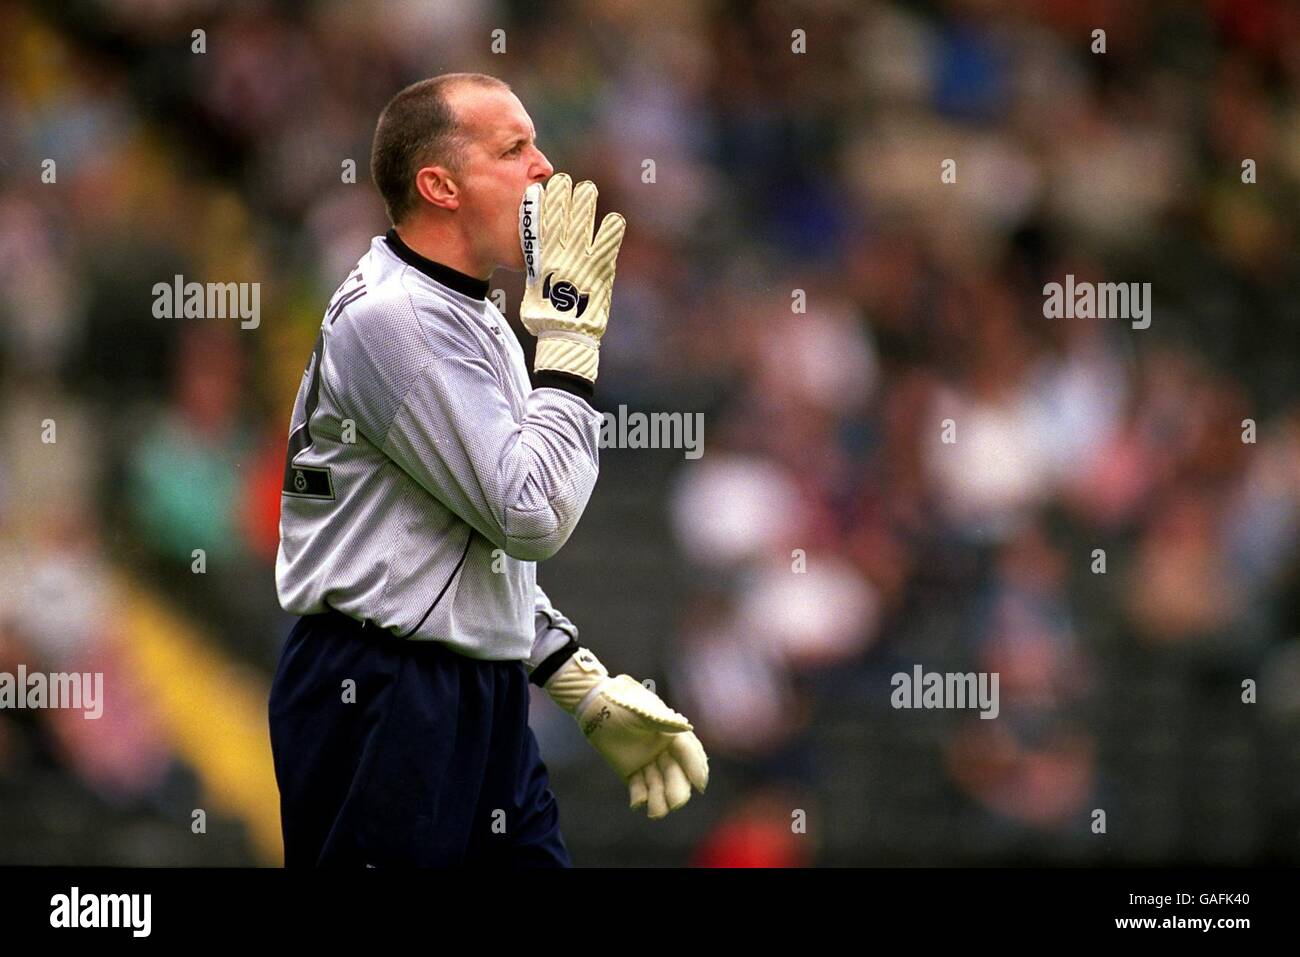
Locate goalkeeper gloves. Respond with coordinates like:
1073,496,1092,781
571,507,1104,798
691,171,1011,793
543,647,709,819
518,173,626,383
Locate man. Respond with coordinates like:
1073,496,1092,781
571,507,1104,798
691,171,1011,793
268,73,708,868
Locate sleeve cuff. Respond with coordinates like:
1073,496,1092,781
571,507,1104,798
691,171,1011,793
529,637,581,687
533,370,595,405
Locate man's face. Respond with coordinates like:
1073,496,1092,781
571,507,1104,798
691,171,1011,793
448,85,554,275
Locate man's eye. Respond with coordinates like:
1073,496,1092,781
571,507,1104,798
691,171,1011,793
505,144,524,157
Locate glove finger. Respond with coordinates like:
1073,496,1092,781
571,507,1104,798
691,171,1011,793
589,210,625,260
542,172,572,250
567,180,599,251
634,713,693,736
643,760,669,820
628,769,649,811
670,731,710,793
601,676,693,733
659,752,692,812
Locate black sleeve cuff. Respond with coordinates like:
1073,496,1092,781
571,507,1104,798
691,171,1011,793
533,370,595,405
529,637,581,687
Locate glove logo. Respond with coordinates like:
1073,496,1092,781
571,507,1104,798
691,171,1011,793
583,705,612,736
520,197,538,281
542,272,589,318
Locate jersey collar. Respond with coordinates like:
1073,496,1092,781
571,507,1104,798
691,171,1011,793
384,228,490,301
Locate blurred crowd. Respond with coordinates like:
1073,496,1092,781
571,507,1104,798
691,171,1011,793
1,0,1298,865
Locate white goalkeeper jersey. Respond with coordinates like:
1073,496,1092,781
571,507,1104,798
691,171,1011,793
275,229,601,669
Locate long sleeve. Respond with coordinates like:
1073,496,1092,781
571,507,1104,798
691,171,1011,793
380,351,601,563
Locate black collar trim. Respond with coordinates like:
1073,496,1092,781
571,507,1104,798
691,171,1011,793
384,228,489,301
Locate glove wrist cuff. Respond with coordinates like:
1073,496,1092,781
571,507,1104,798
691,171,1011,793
543,647,610,714
534,335,599,382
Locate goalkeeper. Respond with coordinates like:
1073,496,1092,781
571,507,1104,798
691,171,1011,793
268,73,707,868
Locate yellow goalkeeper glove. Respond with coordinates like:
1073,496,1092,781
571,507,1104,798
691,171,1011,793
518,173,626,383
543,647,709,819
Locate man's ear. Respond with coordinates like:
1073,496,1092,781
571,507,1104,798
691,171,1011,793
414,165,460,211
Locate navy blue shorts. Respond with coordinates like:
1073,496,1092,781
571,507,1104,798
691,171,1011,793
268,609,571,868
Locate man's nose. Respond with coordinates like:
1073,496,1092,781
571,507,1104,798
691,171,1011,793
533,148,554,181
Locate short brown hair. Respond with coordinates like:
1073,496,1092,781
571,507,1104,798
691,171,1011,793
370,73,510,224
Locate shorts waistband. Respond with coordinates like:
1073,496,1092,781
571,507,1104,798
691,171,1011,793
312,606,451,657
